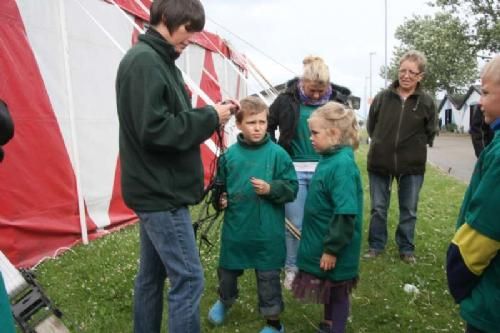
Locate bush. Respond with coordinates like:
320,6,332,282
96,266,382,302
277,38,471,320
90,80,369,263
445,123,457,132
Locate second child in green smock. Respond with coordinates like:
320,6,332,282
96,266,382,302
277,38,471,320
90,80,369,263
208,96,298,333
292,102,363,333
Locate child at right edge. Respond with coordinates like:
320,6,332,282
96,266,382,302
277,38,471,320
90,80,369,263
292,102,363,333
446,55,500,333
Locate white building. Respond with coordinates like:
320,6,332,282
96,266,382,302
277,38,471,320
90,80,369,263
438,85,481,133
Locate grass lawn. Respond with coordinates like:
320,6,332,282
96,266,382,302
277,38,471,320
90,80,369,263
35,143,468,332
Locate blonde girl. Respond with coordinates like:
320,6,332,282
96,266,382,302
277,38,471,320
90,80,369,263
292,102,363,333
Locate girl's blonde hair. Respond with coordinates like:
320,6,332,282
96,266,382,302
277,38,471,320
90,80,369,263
302,56,330,86
310,102,360,150
481,54,500,85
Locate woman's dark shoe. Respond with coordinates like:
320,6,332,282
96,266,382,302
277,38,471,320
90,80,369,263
400,253,416,264
317,322,331,333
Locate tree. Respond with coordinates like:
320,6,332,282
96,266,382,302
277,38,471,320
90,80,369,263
383,12,477,96
432,0,500,54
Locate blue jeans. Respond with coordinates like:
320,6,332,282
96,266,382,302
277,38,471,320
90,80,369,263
285,171,314,271
367,172,424,254
134,208,204,333
217,268,283,317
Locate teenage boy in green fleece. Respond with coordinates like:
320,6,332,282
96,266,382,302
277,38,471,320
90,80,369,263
446,55,500,333
115,1,234,332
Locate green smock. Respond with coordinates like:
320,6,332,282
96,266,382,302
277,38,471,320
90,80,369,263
218,134,298,270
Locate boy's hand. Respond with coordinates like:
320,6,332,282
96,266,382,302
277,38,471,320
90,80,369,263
250,177,270,195
320,253,337,271
219,192,228,209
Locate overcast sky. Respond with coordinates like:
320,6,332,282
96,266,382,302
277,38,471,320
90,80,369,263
202,0,436,113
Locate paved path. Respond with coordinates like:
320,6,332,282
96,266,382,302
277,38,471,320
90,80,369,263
427,134,477,184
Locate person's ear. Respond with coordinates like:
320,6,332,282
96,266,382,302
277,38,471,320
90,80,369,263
330,127,341,144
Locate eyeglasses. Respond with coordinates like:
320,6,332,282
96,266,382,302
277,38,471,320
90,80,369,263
398,69,421,78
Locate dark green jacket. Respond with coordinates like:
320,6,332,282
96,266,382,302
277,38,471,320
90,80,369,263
367,81,437,176
447,130,500,332
116,29,219,211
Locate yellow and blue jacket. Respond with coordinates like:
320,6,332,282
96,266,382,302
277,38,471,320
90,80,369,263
446,127,500,332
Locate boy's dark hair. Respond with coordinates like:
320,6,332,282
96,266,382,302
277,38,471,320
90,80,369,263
150,0,205,34
236,96,268,123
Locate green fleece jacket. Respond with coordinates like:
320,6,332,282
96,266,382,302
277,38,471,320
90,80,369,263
367,81,437,176
116,28,219,211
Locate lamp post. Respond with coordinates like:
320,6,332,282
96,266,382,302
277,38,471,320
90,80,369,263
384,0,388,88
364,76,369,119
369,51,376,102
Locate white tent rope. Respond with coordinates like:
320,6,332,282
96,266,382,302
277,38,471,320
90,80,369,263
246,57,280,97
199,32,270,105
133,0,150,16
109,0,145,34
246,63,278,99
61,0,88,244
200,67,237,101
245,62,278,99
72,0,126,54
207,16,298,77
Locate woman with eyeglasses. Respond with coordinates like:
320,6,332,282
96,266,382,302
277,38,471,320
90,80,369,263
363,50,437,264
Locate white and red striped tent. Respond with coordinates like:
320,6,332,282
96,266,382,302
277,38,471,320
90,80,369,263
0,0,247,267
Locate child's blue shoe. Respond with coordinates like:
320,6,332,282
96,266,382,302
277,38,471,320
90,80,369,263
259,324,285,333
208,300,226,325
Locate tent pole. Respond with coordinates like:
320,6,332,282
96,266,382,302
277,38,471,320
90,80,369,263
223,58,229,100
59,0,88,244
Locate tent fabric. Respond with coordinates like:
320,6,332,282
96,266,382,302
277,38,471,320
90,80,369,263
106,0,152,21
0,0,247,267
190,31,247,74
0,1,93,267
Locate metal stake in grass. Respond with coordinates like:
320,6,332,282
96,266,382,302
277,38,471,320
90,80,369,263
285,218,301,240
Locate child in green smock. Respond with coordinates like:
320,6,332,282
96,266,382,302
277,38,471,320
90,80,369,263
208,96,298,333
446,55,500,333
0,273,15,333
292,102,363,333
